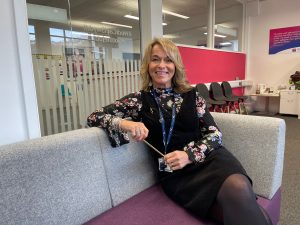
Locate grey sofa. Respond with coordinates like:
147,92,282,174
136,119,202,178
0,113,286,225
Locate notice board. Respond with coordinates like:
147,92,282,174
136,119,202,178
178,45,246,85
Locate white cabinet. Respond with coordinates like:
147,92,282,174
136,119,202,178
279,90,300,115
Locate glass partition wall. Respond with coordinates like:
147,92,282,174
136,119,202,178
215,0,243,51
162,0,243,51
27,0,140,136
26,0,244,136
162,0,208,47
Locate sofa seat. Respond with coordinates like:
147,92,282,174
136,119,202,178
85,184,281,225
84,185,214,225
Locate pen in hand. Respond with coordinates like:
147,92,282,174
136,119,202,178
143,140,164,157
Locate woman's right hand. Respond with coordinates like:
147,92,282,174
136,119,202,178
120,120,149,142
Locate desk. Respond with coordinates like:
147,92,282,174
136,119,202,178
250,93,280,115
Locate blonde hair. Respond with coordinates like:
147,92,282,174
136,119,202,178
140,37,192,93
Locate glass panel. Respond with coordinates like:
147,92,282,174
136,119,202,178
215,0,243,51
162,0,208,47
65,30,89,39
28,25,35,34
162,0,244,51
49,28,64,37
26,0,141,136
28,25,37,53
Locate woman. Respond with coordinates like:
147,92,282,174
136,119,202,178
87,38,271,225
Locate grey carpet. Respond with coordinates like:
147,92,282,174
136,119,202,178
236,113,299,224
275,115,300,225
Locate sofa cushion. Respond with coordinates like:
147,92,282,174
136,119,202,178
84,185,215,225
85,184,281,225
0,128,112,225
99,129,157,206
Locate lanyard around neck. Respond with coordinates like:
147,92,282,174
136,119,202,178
151,89,176,154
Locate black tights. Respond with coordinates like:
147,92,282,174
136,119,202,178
215,174,272,225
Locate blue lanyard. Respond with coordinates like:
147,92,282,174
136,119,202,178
151,89,177,154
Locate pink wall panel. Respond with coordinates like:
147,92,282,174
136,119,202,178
178,46,246,85
232,87,243,96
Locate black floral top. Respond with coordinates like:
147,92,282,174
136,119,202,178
87,88,223,163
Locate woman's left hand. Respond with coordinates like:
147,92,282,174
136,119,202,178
164,150,192,171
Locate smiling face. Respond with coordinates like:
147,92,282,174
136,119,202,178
148,44,175,88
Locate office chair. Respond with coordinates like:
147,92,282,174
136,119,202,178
210,82,239,113
221,81,248,114
196,83,226,112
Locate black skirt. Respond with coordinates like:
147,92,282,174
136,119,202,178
158,147,252,218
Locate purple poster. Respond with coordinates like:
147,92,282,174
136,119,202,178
269,26,300,54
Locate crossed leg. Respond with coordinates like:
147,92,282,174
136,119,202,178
216,174,272,225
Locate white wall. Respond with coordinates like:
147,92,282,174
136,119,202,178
0,0,40,146
246,0,300,112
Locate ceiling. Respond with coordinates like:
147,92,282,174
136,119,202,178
27,0,241,25
27,0,245,47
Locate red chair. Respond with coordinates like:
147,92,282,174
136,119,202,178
196,83,226,112
221,81,248,114
210,82,239,113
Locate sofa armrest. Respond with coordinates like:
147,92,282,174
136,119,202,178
211,113,286,199
0,128,112,225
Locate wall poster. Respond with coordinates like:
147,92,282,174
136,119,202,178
269,25,300,54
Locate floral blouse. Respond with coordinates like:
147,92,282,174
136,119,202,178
87,88,223,163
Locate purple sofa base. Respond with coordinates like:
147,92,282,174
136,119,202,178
84,185,281,225
257,188,281,225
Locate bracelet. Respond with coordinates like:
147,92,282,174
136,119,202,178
111,117,122,131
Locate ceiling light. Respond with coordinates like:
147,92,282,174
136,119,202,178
163,34,178,39
204,32,227,38
162,10,189,19
219,42,232,46
124,15,167,26
101,21,132,28
214,34,227,38
124,15,139,20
